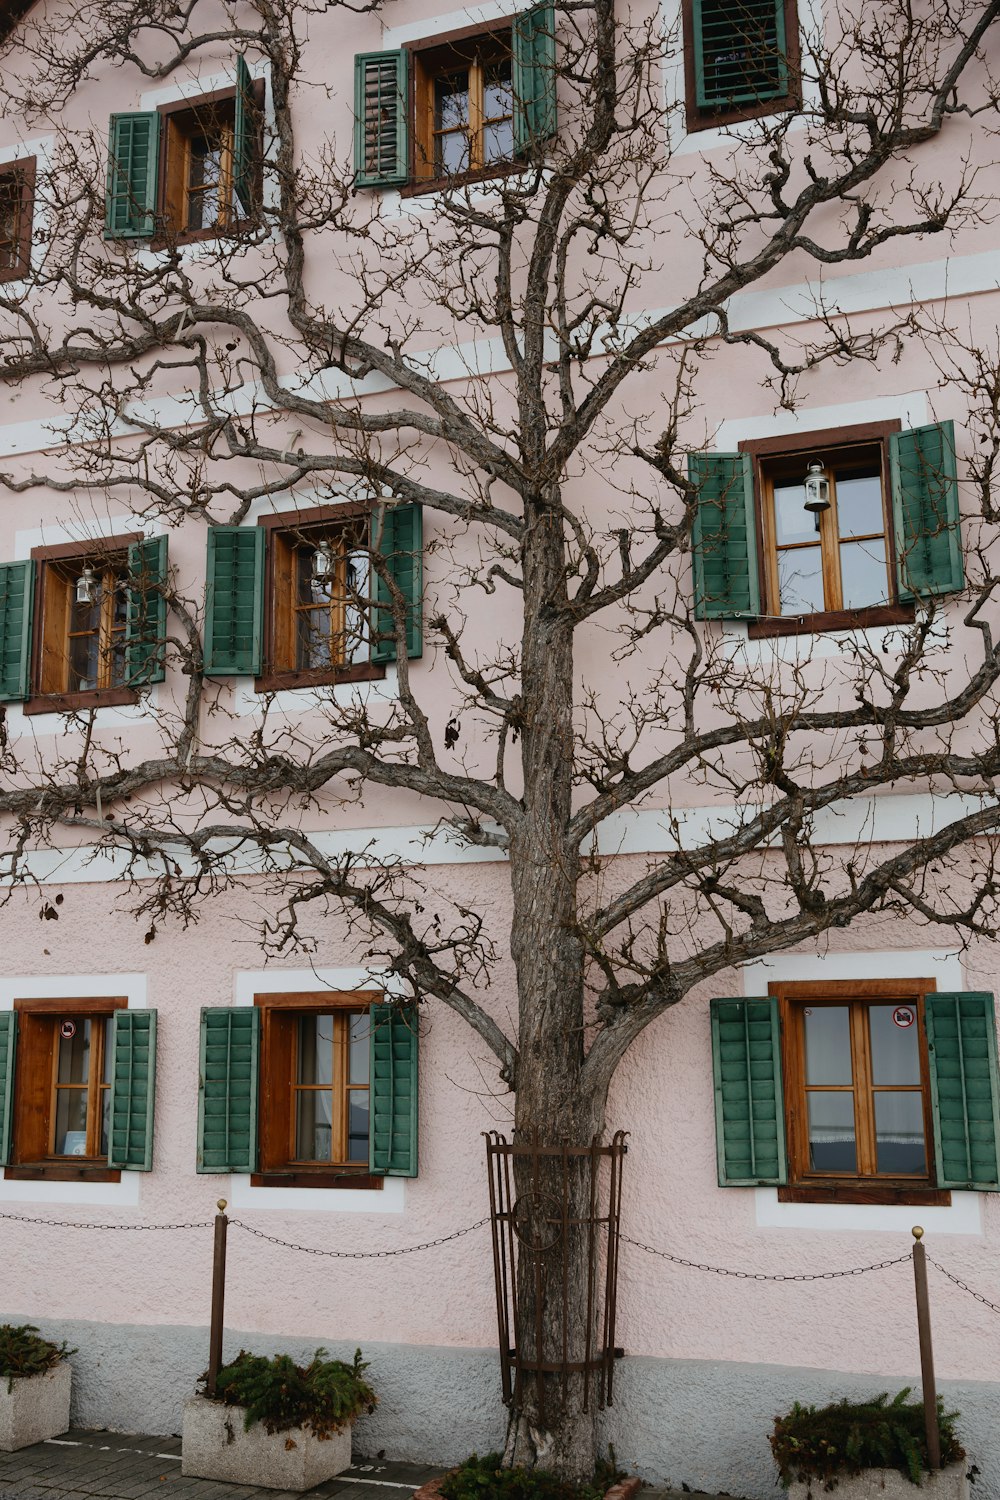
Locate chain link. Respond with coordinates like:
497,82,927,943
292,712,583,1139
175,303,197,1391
620,1234,912,1281
228,1215,491,1258
0,1211,211,1231
929,1257,1000,1315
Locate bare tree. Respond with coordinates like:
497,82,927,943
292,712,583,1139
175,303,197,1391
2,0,1000,1474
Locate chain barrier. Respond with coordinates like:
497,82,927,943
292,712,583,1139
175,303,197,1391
929,1257,1000,1316
227,1214,491,1258
0,1211,211,1231
620,1233,913,1281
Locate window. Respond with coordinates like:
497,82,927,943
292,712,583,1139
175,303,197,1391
196,999,419,1185
682,0,800,132
162,99,238,234
0,157,34,281
265,512,371,685
354,5,556,192
0,1001,157,1181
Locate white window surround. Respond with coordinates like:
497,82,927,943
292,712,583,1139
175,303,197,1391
0,972,148,1207
742,947,984,1236
228,965,406,1213
0,134,53,287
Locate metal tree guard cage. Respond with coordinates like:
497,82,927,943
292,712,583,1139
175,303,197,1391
484,1130,627,1417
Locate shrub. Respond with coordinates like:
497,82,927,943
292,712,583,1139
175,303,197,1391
202,1347,376,1439
771,1390,965,1489
440,1451,621,1500
0,1324,73,1393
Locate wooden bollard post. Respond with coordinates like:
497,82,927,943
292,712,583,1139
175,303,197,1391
207,1199,229,1398
911,1227,941,1470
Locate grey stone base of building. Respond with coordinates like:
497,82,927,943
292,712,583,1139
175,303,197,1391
3,1317,995,1500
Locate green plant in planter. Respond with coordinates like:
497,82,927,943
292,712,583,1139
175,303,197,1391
440,1451,623,1500
201,1347,376,1439
0,1325,74,1394
771,1390,965,1488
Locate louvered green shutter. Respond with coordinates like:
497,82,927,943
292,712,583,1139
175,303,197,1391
692,0,788,110
107,1010,157,1172
513,4,557,155
890,422,963,600
354,52,409,188
689,452,759,619
0,560,34,702
197,1007,259,1173
234,54,258,216
125,536,168,686
369,1002,418,1177
370,503,423,662
925,993,1000,1191
105,113,161,239
204,527,265,675
0,1012,16,1167
710,997,786,1186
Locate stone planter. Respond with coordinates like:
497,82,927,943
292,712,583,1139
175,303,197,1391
181,1393,353,1491
787,1463,968,1500
0,1361,72,1452
413,1473,642,1500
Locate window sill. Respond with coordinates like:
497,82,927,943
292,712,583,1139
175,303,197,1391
6,1164,122,1183
747,603,916,640
22,687,139,716
399,160,527,199
254,662,386,693
685,90,801,135
250,1171,384,1190
779,1181,951,1207
150,219,260,252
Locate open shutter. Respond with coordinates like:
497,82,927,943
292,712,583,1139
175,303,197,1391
689,452,759,619
0,1012,16,1167
513,4,557,155
692,0,788,110
370,503,423,663
107,1010,157,1172
105,112,160,239
204,526,264,676
234,54,258,216
354,52,409,188
369,1002,418,1177
925,993,1000,1191
0,560,34,702
890,421,963,600
125,535,168,686
197,1007,259,1173
710,997,786,1186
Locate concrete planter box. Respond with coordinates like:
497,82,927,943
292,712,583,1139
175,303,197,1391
788,1463,968,1500
0,1361,72,1452
181,1393,352,1491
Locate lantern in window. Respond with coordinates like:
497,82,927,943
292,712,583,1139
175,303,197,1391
75,563,96,604
803,462,831,514
311,540,336,583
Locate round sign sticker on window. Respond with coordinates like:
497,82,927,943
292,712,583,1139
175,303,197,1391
892,1006,915,1029
60,1020,76,1040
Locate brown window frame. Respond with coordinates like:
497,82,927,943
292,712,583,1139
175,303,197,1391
23,533,142,716
255,505,386,693
740,420,916,639
773,978,950,1207
154,81,265,247
6,996,126,1184
0,156,35,282
681,0,801,134
253,991,383,1191
0,0,41,43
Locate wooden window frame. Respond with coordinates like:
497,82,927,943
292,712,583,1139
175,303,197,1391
253,991,383,1190
0,0,41,42
255,505,386,693
773,978,950,1207
741,420,916,639
23,533,142,716
6,996,126,1184
154,81,264,247
682,0,801,134
0,156,34,282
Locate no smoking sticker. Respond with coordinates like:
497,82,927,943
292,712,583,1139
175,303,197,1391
60,1020,76,1039
892,1006,915,1029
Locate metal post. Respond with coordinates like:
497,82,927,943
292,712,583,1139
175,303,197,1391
911,1226,941,1470
207,1199,228,1398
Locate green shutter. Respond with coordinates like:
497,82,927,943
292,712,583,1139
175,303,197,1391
513,4,557,155
125,535,168,686
107,1010,157,1172
234,55,258,216
370,503,423,663
204,526,264,676
689,452,759,619
354,52,409,188
710,997,786,1186
197,1007,259,1173
369,1002,418,1177
105,112,160,239
0,1012,16,1167
692,0,788,110
925,993,1000,1191
890,421,963,600
0,560,34,702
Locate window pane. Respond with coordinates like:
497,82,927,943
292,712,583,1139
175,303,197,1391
874,1091,926,1174
777,545,824,615
349,1012,369,1085
345,551,370,666
435,72,469,131
803,1006,853,1085
295,1089,333,1161
834,468,883,539
839,539,889,610
297,607,335,671
484,119,514,165
484,58,512,118
297,1015,334,1086
188,134,224,229
348,1094,370,1162
100,1087,110,1158
55,1090,89,1155
773,481,818,546
868,1004,920,1084
436,129,469,176
57,1020,91,1085
807,1092,857,1173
